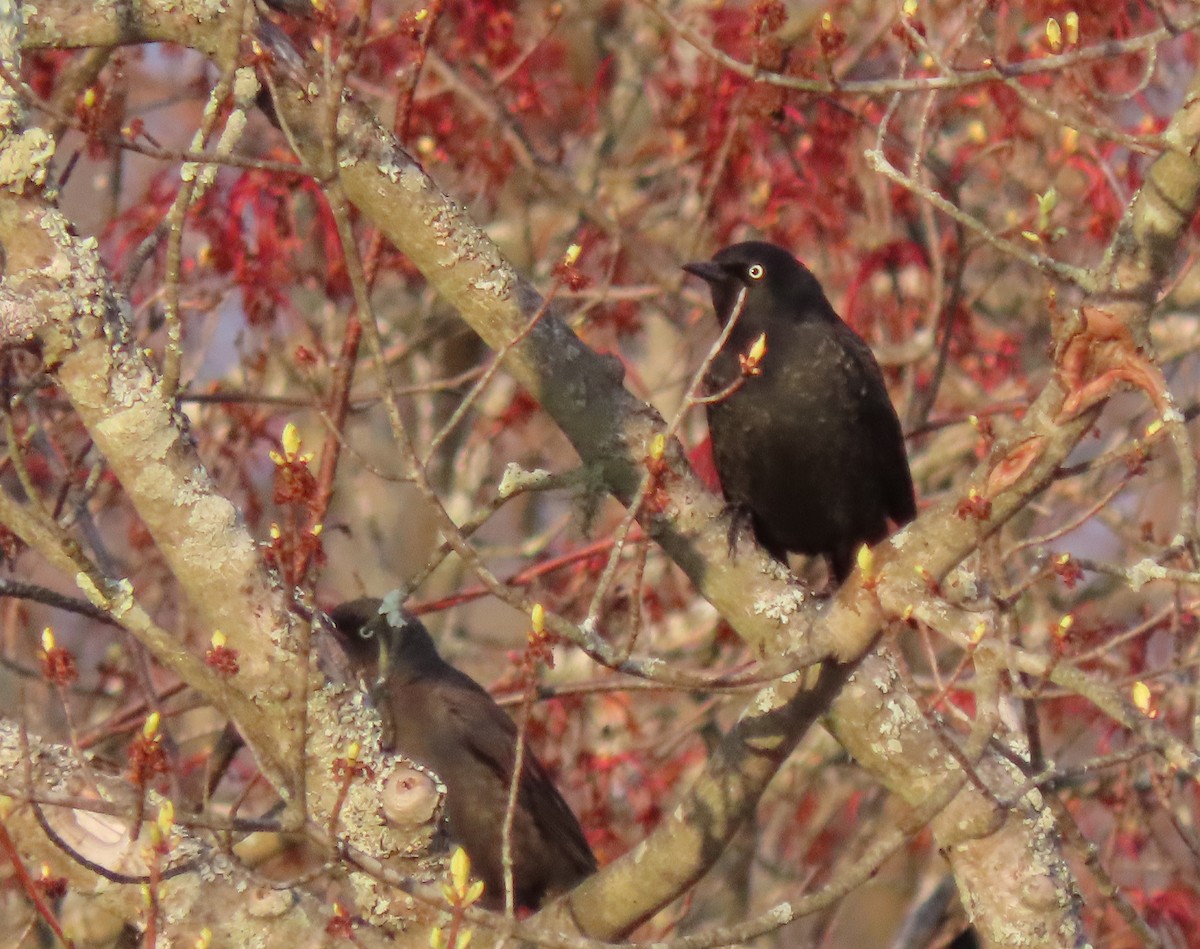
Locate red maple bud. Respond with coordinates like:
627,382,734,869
262,534,282,571
817,12,847,59
954,487,992,521
128,722,169,788
520,604,559,670
914,564,941,596
271,424,317,504
293,345,318,368
739,333,767,377
39,630,78,687
1053,554,1084,589
644,433,669,481
751,0,786,34
331,752,373,783
325,903,355,939
639,435,672,515
297,528,327,569
273,461,317,505
967,413,995,451
1125,444,1150,476
641,486,670,517
525,633,557,669
0,525,23,563
205,632,240,677
553,243,591,291
35,868,68,900
493,389,539,431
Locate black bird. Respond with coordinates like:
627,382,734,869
683,241,916,583
328,597,596,910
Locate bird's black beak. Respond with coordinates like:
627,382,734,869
682,260,728,284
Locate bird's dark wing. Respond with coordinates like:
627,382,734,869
516,753,598,876
876,418,917,525
437,680,596,878
839,327,917,525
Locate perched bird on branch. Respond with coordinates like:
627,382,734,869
328,597,596,910
684,241,916,583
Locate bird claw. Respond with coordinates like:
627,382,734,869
723,502,756,557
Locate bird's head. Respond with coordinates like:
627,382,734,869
328,596,441,684
683,241,828,327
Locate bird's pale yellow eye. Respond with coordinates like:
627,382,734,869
747,264,765,280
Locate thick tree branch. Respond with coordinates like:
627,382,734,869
0,718,411,948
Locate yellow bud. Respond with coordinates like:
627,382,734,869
1132,680,1152,714
1056,614,1074,638
1045,18,1062,53
901,604,914,622
1061,127,1079,154
414,7,428,21
195,928,213,949
459,928,475,949
1021,231,1041,244
281,422,301,459
968,414,980,428
41,628,56,653
143,712,161,739
531,603,545,635
466,880,485,905
40,863,52,879
902,0,917,18
430,926,446,949
211,630,226,649
747,332,767,365
311,523,323,536
141,883,153,908
1145,419,1164,438
270,523,281,539
157,800,175,837
821,11,832,31
1064,11,1079,45
83,87,97,108
971,621,987,644
966,120,986,145
1037,187,1057,229
649,433,666,461
0,796,12,820
855,543,874,577
345,742,360,763
563,243,581,267
450,846,471,894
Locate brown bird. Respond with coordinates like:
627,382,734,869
328,597,596,910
